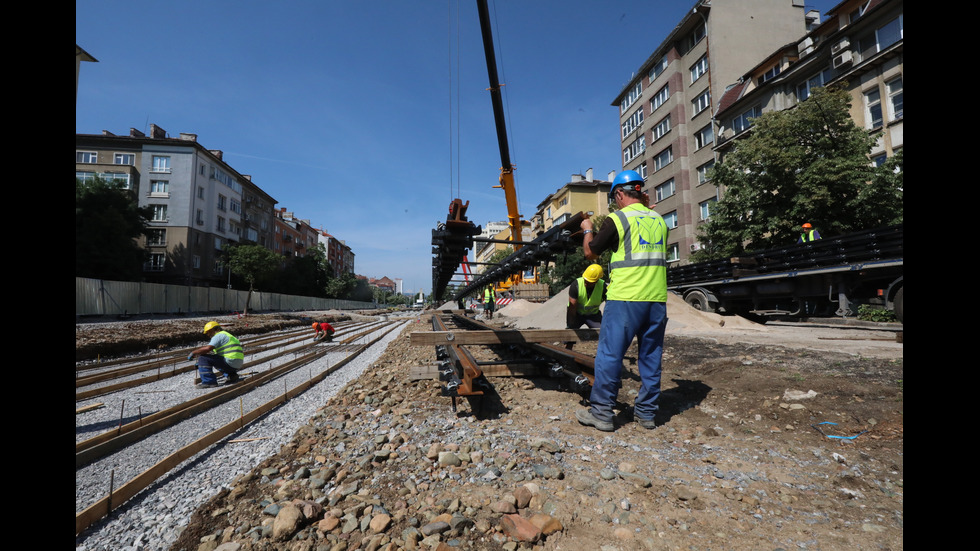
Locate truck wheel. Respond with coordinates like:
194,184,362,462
893,286,903,323
685,290,713,312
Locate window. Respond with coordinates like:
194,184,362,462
147,253,165,271
150,180,169,195
655,179,676,202
218,194,227,211
217,217,226,232
230,198,242,214
692,90,711,116
697,160,715,185
797,69,833,101
651,116,671,142
151,155,171,173
151,204,168,222
759,64,781,84
147,229,166,245
887,76,903,120
246,228,258,241
875,16,903,51
651,84,670,112
865,87,882,129
622,108,644,138
623,135,646,164
637,161,648,179
192,255,201,269
690,55,708,83
688,23,706,50
196,209,204,225
104,173,132,190
198,186,205,199
76,151,98,163
652,147,673,172
663,211,678,229
732,105,762,134
620,82,642,114
699,198,717,221
114,153,135,165
694,124,713,149
648,55,668,82
667,243,680,262
76,171,95,182
871,153,887,167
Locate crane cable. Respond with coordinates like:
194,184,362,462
447,0,461,201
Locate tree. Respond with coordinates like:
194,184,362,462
541,214,612,294
693,84,904,261
76,176,151,281
225,243,281,315
278,243,333,298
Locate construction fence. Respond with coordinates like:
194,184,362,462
75,277,376,317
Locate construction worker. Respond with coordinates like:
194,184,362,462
188,321,243,389
566,264,607,349
483,285,496,320
312,321,335,342
798,223,822,243
576,170,668,432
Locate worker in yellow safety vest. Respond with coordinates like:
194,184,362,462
483,285,496,320
565,263,607,349
798,222,822,243
576,170,668,432
188,321,244,389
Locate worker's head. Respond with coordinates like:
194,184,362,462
583,264,604,283
312,322,318,329
802,223,813,230
203,321,221,334
609,170,644,205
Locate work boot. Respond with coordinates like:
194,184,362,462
636,418,657,430
576,408,614,432
196,383,218,389
224,374,241,385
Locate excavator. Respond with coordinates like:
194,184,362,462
475,0,538,297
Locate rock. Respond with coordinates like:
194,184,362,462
272,504,303,541
369,513,392,533
498,514,542,543
528,513,563,535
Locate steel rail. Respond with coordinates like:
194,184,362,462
75,320,406,536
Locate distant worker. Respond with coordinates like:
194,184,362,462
312,321,335,342
188,321,243,389
483,285,496,320
566,264,607,350
798,223,822,243
576,170,668,432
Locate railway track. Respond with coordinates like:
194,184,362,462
75,317,407,536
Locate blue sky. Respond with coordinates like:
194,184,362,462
77,0,838,295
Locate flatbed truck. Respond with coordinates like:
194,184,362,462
667,224,903,322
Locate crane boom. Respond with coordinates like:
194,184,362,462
477,0,523,252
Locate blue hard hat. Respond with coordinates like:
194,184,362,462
609,170,644,202
612,170,643,186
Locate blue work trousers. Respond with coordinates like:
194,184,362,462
589,300,667,423
197,354,238,385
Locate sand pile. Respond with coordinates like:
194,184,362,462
494,299,541,319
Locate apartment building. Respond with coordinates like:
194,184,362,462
273,208,320,260
317,230,355,277
75,124,277,286
715,0,902,165
532,169,614,236
612,0,812,264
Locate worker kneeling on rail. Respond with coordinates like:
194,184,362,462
188,321,244,389
312,321,335,342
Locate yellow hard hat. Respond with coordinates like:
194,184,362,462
203,321,221,334
583,264,604,283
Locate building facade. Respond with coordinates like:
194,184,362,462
532,169,613,236
715,0,903,166
76,124,277,286
612,0,813,264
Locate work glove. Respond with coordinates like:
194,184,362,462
187,353,195,361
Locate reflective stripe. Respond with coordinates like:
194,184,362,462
214,331,244,360
607,204,668,302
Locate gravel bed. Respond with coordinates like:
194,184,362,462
75,319,410,551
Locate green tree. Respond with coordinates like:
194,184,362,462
76,176,151,281
278,243,333,298
225,243,281,314
326,271,358,299
693,84,903,261
541,214,611,294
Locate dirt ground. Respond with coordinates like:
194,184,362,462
78,303,903,550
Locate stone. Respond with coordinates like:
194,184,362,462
369,513,392,533
528,513,563,535
272,505,303,541
498,514,541,543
